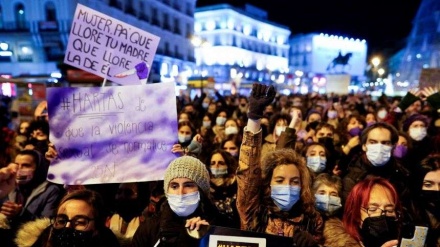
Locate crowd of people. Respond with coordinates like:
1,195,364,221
0,83,439,247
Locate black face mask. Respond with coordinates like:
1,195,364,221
360,216,399,247
51,227,94,247
115,199,141,222
420,190,440,217
318,137,334,151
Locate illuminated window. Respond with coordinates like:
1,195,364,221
15,3,26,29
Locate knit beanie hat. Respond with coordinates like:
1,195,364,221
402,113,429,132
163,156,210,195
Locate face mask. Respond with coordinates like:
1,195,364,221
420,190,440,216
348,127,362,137
270,185,300,211
210,167,228,177
115,199,140,223
178,134,191,143
360,216,398,247
365,143,392,166
409,127,427,141
178,119,188,123
167,191,200,217
327,111,338,119
16,169,34,184
202,102,209,109
51,227,94,247
216,117,226,126
366,121,375,127
225,126,238,136
307,156,326,173
275,126,286,136
393,144,408,158
292,101,302,107
228,150,238,157
377,110,388,119
315,194,342,215
202,121,211,128
318,137,334,151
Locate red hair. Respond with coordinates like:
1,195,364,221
342,176,401,241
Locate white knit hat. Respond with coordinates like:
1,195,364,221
164,156,210,194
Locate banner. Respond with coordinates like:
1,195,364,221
64,4,160,85
46,82,178,185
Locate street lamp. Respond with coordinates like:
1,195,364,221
371,57,381,67
191,36,211,93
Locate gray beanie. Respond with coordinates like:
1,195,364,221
164,156,210,194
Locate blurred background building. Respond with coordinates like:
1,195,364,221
0,0,437,110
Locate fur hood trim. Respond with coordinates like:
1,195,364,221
15,218,51,247
323,217,362,247
0,213,10,229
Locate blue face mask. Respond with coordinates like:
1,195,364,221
167,191,200,217
270,185,301,211
315,194,342,214
307,156,326,173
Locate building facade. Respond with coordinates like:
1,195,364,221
193,4,290,93
391,0,440,92
288,33,368,94
0,0,199,86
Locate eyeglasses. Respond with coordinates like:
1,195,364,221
361,206,397,218
52,214,94,231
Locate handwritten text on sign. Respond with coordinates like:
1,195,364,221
64,4,160,85
47,82,177,185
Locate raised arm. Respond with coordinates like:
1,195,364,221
236,83,275,231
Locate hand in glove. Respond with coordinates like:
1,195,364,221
247,83,276,120
292,231,319,247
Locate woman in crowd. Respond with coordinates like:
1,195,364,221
237,83,323,247
132,156,219,247
171,121,198,157
261,113,291,159
14,189,120,247
205,149,240,228
221,134,241,160
313,173,342,218
407,154,440,246
107,183,148,246
302,142,329,176
212,109,228,144
325,176,402,247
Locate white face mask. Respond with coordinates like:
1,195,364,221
216,117,226,126
377,110,387,119
225,126,239,136
202,121,211,128
275,126,286,137
16,169,34,185
167,191,200,217
327,111,338,119
178,134,192,143
210,167,228,177
307,156,326,173
270,185,301,211
409,127,427,141
365,143,392,166
315,194,342,214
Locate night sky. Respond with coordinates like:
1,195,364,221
196,0,423,57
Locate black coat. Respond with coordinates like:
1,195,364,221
132,199,218,247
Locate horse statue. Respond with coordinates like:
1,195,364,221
326,52,353,73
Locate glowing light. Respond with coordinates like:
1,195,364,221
243,25,252,36
0,43,8,51
205,20,216,31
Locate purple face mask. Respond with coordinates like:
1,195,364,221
393,145,408,158
349,127,362,137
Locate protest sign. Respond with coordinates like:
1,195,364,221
64,4,160,85
46,82,178,185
